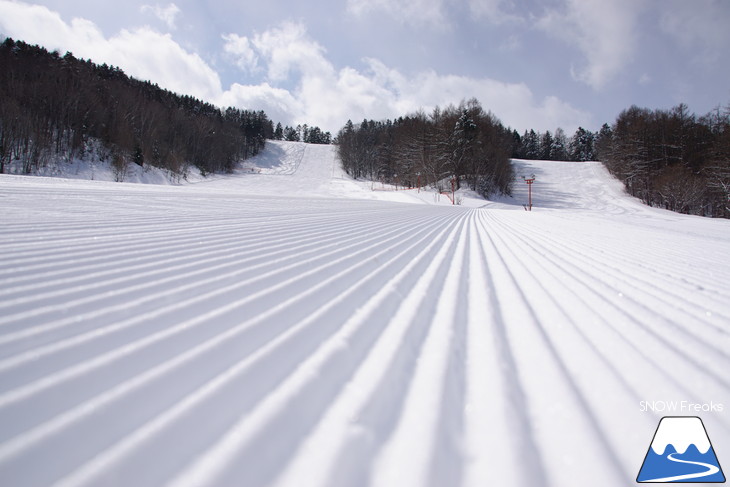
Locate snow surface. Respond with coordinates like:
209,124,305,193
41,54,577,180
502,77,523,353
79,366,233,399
0,140,729,487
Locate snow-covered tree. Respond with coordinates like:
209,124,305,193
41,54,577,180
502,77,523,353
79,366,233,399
593,123,613,161
540,131,553,160
551,128,568,160
522,129,539,159
284,126,299,141
569,127,595,161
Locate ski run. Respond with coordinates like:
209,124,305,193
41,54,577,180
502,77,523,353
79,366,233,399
1,140,729,487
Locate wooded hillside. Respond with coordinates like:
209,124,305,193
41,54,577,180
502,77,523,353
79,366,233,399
336,99,515,198
595,104,730,218
0,38,273,177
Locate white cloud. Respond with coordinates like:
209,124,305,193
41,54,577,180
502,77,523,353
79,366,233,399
537,0,643,90
107,28,222,101
140,3,181,30
346,0,522,27
0,1,102,54
659,0,730,65
468,0,523,24
220,83,301,127
251,21,332,82
222,23,591,133
360,59,591,132
222,33,259,73
346,0,447,27
498,33,521,52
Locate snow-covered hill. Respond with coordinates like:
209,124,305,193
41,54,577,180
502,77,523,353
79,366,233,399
0,141,729,487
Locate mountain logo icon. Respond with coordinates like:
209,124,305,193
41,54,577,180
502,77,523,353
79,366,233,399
637,416,725,483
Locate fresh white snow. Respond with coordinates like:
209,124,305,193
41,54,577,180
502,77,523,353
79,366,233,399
0,140,729,487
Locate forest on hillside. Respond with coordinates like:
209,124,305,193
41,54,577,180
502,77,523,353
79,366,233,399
596,104,730,218
336,99,515,198
2,38,727,217
272,122,332,145
511,126,596,162
0,38,273,178
337,99,730,218
512,105,730,217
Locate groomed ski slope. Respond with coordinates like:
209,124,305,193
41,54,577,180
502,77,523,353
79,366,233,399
0,140,728,487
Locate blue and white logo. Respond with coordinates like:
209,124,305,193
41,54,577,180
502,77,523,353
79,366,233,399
637,416,725,483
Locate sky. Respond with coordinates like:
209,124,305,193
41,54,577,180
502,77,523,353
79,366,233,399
1,0,729,135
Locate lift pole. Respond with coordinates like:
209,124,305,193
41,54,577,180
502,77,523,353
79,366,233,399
522,174,535,211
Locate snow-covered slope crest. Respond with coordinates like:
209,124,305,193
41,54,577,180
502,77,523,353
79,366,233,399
1,138,212,185
7,138,715,216
650,417,712,455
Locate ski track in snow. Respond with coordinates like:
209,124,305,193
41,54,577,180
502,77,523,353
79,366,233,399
0,141,729,487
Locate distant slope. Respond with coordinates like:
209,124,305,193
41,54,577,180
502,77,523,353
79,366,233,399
208,142,704,219
200,140,447,204
214,141,348,197
509,158,652,214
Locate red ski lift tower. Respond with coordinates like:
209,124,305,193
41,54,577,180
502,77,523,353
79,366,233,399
522,174,535,211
